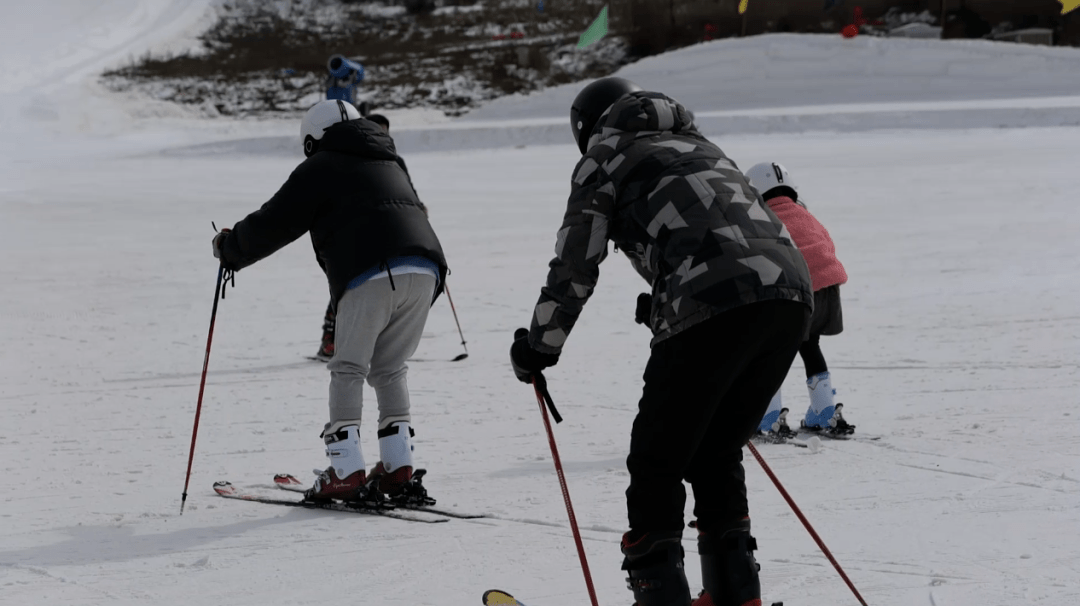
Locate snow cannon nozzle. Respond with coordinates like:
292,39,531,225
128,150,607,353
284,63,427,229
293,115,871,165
327,55,364,81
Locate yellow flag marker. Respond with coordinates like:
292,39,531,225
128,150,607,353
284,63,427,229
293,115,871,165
1060,0,1080,15
739,0,749,15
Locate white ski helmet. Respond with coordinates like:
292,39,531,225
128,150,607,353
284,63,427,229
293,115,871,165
300,99,361,157
745,162,798,201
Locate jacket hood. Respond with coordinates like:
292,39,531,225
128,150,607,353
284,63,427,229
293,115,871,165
585,91,697,153
319,119,400,161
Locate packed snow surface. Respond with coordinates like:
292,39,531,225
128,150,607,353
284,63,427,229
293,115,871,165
2,3,1078,606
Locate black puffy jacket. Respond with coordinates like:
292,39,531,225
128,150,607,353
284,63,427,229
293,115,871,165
219,119,448,306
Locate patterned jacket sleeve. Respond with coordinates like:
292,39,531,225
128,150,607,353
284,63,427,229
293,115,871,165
528,157,616,355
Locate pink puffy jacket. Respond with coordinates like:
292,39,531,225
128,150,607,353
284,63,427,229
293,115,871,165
766,196,847,292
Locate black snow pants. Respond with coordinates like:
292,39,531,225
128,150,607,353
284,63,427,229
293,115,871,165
625,299,810,533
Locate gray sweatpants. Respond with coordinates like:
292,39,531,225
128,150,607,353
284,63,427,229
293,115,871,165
327,273,436,428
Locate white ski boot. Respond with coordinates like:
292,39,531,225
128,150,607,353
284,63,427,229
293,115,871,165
802,372,854,435
305,422,368,502
368,420,415,498
803,371,836,429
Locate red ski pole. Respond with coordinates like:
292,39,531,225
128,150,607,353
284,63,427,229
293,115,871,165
531,375,599,606
181,264,227,514
746,441,869,606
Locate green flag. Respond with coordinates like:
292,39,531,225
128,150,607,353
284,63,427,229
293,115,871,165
577,5,609,49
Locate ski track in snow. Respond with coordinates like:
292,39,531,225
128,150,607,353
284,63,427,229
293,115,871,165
3,6,1080,606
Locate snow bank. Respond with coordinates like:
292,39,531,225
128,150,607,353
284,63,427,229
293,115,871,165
468,33,1080,120
415,29,1080,147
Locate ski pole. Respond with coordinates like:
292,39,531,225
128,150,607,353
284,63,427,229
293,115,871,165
746,441,868,606
531,374,598,606
181,263,227,514
443,283,468,361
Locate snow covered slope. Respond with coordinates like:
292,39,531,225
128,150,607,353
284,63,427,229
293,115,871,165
428,33,1080,151
1,8,1078,606
469,33,1080,119
151,33,1080,155
0,0,214,134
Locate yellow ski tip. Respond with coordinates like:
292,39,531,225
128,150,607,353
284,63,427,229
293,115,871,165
483,589,525,605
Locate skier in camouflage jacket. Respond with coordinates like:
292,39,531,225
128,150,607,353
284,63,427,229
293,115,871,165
509,78,814,606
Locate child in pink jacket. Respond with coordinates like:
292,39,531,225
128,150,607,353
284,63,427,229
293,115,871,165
746,162,854,436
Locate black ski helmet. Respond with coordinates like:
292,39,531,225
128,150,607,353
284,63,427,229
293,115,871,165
570,77,642,155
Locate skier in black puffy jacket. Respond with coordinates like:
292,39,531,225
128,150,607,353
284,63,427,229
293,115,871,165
509,78,813,606
314,112,400,360
212,100,448,502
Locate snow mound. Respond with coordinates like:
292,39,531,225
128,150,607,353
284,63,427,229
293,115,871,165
466,33,1080,121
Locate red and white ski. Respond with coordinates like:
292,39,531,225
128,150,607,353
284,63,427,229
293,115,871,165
273,472,486,520
212,481,448,523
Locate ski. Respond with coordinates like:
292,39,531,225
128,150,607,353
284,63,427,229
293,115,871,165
308,355,466,363
796,427,881,441
212,481,448,523
481,589,783,606
273,471,486,520
751,432,809,448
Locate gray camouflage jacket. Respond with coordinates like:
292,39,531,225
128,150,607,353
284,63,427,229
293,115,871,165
528,92,813,353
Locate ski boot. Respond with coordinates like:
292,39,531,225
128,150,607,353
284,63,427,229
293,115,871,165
367,420,428,502
772,408,798,439
621,530,691,606
371,467,436,507
803,371,842,432
304,423,379,505
754,409,797,444
756,391,795,444
757,392,783,434
826,403,855,435
692,518,762,606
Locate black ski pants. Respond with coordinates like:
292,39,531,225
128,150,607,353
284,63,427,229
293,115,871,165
799,334,827,378
626,299,809,533
797,284,844,378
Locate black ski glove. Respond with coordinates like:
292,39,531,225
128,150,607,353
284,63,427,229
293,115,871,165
510,328,559,383
634,292,651,326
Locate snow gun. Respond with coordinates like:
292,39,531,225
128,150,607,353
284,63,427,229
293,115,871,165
325,55,365,106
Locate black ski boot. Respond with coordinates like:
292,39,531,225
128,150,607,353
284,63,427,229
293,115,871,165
694,518,761,606
621,530,692,606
